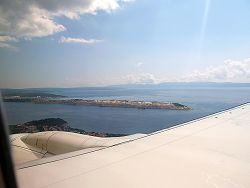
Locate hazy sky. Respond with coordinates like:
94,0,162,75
1,0,250,88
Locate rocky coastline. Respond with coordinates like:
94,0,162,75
9,118,126,137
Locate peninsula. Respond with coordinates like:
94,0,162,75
3,97,191,110
2,90,191,110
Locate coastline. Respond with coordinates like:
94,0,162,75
9,118,126,137
3,97,191,110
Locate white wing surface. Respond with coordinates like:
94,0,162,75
14,103,250,188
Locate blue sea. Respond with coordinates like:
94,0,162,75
3,83,250,134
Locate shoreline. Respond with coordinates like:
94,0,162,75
9,118,126,137
3,97,191,110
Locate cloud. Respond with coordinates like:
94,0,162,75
124,58,250,85
0,0,132,47
59,36,102,44
123,73,162,84
136,61,143,68
0,36,18,49
184,58,250,82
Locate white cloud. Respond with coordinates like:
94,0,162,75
0,36,17,43
0,0,132,48
123,73,162,84
136,61,143,68
0,36,18,49
123,58,250,85
184,58,250,82
59,36,102,44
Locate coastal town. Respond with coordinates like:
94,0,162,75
3,96,191,110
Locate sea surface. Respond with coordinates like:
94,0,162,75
3,84,250,134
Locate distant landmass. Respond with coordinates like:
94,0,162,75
9,118,126,137
3,97,191,110
1,89,65,98
1,88,191,110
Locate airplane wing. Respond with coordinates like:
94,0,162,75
13,103,250,188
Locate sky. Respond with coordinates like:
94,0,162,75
1,0,250,88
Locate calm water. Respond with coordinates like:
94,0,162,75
3,85,250,134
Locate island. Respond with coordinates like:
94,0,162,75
2,89,191,110
9,118,126,137
3,97,191,110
